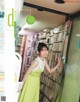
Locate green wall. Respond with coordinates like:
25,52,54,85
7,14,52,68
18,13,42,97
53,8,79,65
57,17,80,102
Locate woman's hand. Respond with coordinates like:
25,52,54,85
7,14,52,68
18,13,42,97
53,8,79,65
57,56,62,66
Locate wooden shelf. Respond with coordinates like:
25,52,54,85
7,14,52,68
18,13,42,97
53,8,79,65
41,82,52,89
53,41,63,43
46,43,53,45
26,56,32,58
48,77,61,85
42,74,61,85
52,51,61,53
49,35,53,37
39,37,46,39
53,30,64,34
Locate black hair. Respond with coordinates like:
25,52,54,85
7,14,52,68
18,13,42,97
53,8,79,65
38,42,49,52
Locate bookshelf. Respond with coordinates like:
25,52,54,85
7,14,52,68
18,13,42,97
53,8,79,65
15,35,26,56
19,34,38,81
37,25,70,102
20,35,33,81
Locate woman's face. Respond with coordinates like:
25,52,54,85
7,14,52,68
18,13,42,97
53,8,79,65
39,47,48,58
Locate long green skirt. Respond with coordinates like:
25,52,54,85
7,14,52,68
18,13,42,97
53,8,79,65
18,69,43,102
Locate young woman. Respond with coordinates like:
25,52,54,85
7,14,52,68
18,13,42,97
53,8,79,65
18,42,61,102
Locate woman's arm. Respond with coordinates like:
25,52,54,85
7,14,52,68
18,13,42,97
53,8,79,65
23,59,39,83
45,57,61,74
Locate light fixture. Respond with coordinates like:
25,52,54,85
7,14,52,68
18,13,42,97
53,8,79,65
55,0,65,4
26,15,36,25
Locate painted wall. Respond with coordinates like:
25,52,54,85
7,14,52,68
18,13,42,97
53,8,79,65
57,17,80,102
15,0,24,26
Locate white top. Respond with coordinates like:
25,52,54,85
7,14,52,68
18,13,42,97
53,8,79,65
32,56,46,72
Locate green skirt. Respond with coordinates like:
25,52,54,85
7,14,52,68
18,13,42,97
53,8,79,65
18,69,43,102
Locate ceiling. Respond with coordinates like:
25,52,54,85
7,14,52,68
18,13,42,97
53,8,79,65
20,0,80,32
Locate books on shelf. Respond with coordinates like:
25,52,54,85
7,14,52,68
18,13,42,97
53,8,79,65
49,36,53,43
52,43,59,51
50,52,55,61
57,32,63,41
51,83,60,99
48,45,52,51
46,36,50,44
39,33,46,39
38,24,70,102
26,50,32,56
47,52,51,60
50,62,54,68
56,63,63,74
53,34,58,42
52,42,63,52
51,71,57,80
58,42,63,51
63,35,69,57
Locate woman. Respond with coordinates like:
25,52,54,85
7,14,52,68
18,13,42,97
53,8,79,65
18,42,61,102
